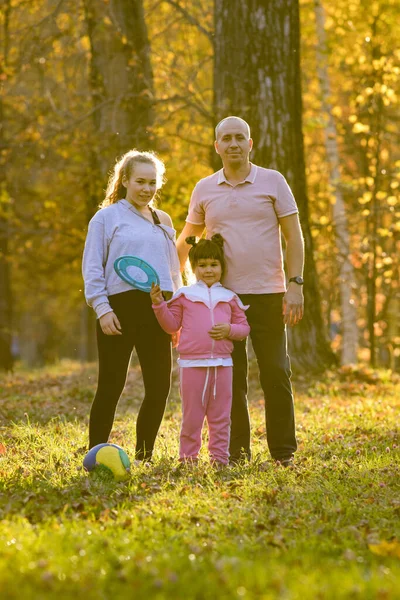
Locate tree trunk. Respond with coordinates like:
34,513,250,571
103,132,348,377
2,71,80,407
314,0,358,365
0,0,14,372
214,0,335,371
82,0,154,360
83,0,155,173
0,213,13,372
386,295,400,372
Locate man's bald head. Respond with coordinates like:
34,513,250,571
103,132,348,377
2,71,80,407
215,116,251,141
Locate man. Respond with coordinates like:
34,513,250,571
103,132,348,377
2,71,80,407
176,116,304,466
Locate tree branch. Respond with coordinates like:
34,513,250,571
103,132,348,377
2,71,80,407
12,0,65,35
162,0,213,43
163,133,210,148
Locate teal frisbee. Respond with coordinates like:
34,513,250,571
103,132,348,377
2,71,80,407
114,256,160,293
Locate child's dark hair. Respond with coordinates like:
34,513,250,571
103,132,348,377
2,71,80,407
185,234,226,276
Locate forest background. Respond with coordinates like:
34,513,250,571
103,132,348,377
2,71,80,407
0,0,399,372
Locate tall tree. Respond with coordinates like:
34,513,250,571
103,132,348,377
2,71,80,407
0,0,14,371
214,0,335,370
314,0,358,365
81,0,155,359
83,0,155,174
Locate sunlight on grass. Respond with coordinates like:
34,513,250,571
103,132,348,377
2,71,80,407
0,361,399,599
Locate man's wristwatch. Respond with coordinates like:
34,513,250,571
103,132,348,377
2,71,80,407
289,276,304,285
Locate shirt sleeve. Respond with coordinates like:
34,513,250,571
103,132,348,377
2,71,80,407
274,173,299,219
82,216,113,319
152,298,184,334
186,183,205,225
228,298,251,341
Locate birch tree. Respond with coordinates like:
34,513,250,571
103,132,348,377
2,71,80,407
314,0,358,365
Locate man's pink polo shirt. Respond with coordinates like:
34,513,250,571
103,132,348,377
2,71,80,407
186,163,298,294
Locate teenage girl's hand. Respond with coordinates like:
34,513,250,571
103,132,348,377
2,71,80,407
150,282,164,305
209,323,231,340
99,311,122,336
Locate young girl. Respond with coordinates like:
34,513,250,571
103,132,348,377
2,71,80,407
150,235,250,466
82,149,181,460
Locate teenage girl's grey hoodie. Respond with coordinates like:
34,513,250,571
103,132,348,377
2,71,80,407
82,199,182,318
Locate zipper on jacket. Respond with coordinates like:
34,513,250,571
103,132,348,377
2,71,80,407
208,287,215,358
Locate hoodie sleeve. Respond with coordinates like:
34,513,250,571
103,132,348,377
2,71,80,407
82,216,113,319
152,297,184,334
228,298,250,341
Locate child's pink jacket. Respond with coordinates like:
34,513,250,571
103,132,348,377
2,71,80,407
152,281,250,360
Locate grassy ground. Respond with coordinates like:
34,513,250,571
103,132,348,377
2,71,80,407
0,358,399,599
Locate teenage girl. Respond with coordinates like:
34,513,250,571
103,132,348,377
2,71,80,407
150,235,250,465
82,149,181,460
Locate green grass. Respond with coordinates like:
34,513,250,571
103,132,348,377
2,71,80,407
0,359,399,599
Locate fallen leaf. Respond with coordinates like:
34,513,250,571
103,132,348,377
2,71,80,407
369,539,400,558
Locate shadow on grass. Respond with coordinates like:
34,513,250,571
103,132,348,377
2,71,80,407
0,454,271,525
0,357,182,426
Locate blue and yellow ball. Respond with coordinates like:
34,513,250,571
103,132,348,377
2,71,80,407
83,443,131,481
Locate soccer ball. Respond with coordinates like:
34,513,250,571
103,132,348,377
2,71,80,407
83,443,130,481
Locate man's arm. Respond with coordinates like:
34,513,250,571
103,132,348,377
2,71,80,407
279,213,304,326
176,222,205,272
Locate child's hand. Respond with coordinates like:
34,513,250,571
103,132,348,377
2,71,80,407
150,283,164,305
209,323,231,340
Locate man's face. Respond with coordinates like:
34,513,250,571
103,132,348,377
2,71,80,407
214,119,253,168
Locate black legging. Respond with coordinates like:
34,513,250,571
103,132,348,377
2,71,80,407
89,290,172,459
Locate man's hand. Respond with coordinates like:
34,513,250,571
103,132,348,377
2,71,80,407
150,283,164,305
99,311,122,335
283,285,304,327
209,323,231,340
176,222,205,272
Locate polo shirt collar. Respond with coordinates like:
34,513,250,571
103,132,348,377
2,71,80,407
217,163,257,185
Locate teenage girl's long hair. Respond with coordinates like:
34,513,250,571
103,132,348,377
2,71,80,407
100,149,166,208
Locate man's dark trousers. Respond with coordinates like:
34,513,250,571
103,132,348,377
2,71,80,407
229,293,297,462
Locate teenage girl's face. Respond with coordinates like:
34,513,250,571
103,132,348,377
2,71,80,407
194,258,222,287
123,163,158,209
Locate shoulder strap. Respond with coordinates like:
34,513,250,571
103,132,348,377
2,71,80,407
149,207,161,225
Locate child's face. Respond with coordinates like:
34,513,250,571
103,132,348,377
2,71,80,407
194,258,222,287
